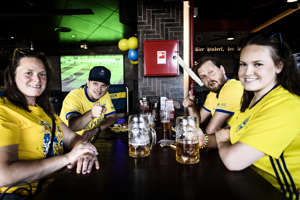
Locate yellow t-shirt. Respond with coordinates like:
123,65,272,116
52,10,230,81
0,97,64,194
230,85,300,200
203,79,243,125
59,87,116,135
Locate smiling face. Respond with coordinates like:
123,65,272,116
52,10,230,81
86,80,108,100
15,57,47,105
197,60,226,92
238,44,283,99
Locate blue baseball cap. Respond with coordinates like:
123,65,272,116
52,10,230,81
88,66,111,85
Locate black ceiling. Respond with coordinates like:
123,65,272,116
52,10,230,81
193,0,300,47
0,0,299,50
0,0,136,50
194,0,291,30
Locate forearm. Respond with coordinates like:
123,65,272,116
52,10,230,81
0,155,69,186
205,123,222,135
69,111,93,131
98,115,117,131
205,112,230,135
207,134,217,148
217,140,238,171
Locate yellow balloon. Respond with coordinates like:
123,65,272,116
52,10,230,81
118,39,129,51
130,60,138,64
128,36,138,49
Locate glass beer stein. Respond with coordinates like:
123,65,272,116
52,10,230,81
128,114,156,158
160,110,171,135
175,116,200,164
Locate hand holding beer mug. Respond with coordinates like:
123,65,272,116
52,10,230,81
176,116,200,164
128,114,156,158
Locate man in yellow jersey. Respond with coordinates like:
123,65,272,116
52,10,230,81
183,56,243,136
60,66,117,141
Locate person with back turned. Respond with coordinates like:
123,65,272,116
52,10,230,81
60,66,117,142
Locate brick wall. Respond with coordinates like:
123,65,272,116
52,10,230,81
137,0,184,104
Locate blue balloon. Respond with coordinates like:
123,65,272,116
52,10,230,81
128,49,138,61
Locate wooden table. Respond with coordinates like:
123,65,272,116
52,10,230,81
34,130,286,200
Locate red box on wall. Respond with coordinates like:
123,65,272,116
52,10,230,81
144,40,179,76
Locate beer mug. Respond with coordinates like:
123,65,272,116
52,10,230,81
175,116,200,164
142,113,155,129
160,110,171,134
128,114,156,158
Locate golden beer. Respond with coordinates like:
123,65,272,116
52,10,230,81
176,140,199,164
129,143,150,158
161,120,171,133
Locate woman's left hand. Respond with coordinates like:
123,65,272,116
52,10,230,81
67,152,99,174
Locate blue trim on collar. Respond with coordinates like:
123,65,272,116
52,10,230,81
250,84,279,109
84,86,97,103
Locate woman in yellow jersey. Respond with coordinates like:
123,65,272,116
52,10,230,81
0,49,99,199
214,34,300,200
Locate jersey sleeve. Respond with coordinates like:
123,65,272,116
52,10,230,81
59,91,82,125
202,92,216,113
103,93,116,117
215,80,243,114
0,109,20,146
237,98,300,159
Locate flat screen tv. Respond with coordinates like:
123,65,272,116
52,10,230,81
60,55,124,92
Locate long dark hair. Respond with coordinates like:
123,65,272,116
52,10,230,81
3,48,55,120
240,34,300,112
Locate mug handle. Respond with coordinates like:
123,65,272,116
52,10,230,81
150,128,157,150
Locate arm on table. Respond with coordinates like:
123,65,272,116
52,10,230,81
0,123,99,186
205,111,232,135
215,128,265,171
62,122,100,174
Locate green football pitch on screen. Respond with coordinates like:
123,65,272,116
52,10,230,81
60,55,124,91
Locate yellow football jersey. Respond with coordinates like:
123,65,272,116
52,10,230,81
202,79,243,125
230,85,300,199
0,97,64,194
59,87,116,135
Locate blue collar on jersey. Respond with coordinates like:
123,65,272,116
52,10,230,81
84,86,97,102
250,84,279,109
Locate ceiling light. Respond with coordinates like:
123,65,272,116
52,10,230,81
226,32,235,41
54,27,71,32
30,41,34,51
193,7,198,18
80,40,88,49
287,0,298,2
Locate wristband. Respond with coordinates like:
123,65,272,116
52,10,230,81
200,133,208,149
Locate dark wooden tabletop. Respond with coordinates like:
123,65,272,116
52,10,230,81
34,130,285,200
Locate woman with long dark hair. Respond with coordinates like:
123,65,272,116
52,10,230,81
215,34,300,199
0,49,99,199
